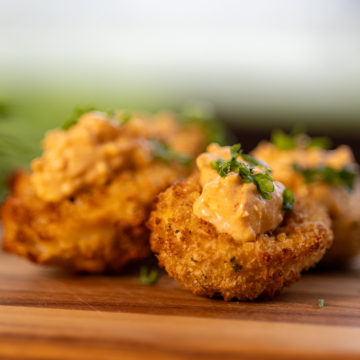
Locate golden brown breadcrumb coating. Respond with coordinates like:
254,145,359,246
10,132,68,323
320,180,360,267
253,141,360,267
148,174,333,300
1,111,207,272
2,165,179,272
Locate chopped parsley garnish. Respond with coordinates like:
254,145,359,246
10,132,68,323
211,158,233,177
282,188,295,211
307,137,332,150
271,130,298,150
151,139,192,166
229,143,240,158
139,266,159,285
293,164,357,192
318,298,325,308
271,129,331,150
237,162,254,182
211,144,271,177
118,111,132,124
241,153,271,171
211,144,275,200
252,173,275,200
62,106,96,130
211,144,294,208
62,107,116,130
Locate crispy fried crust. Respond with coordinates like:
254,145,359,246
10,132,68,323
1,111,208,273
148,174,333,300
1,164,181,272
252,141,360,267
320,181,360,267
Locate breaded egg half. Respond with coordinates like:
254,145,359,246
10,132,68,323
148,145,333,300
252,140,360,267
1,110,207,272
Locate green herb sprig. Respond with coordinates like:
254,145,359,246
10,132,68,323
118,111,132,124
293,164,357,192
139,266,159,286
151,139,191,166
211,144,294,209
271,129,331,151
62,106,96,130
282,188,295,211
62,106,117,130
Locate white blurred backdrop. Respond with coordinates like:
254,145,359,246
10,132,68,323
1,0,360,129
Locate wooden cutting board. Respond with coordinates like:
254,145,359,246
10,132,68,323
0,251,360,360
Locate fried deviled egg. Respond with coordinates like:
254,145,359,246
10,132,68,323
1,110,207,272
252,131,360,267
148,144,333,300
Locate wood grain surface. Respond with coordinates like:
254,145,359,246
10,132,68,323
0,251,360,359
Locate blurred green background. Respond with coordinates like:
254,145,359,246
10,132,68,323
1,0,360,199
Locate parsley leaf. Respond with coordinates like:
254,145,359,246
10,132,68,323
139,266,159,285
211,158,232,177
229,143,271,171
118,111,132,124
211,144,277,200
307,137,331,150
252,173,275,200
292,164,317,183
271,129,331,150
282,188,295,211
151,139,191,166
318,298,325,308
241,153,271,172
211,144,242,176
62,107,117,130
338,168,357,192
62,106,96,130
271,130,297,150
293,164,357,192
230,144,241,158
237,162,254,183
